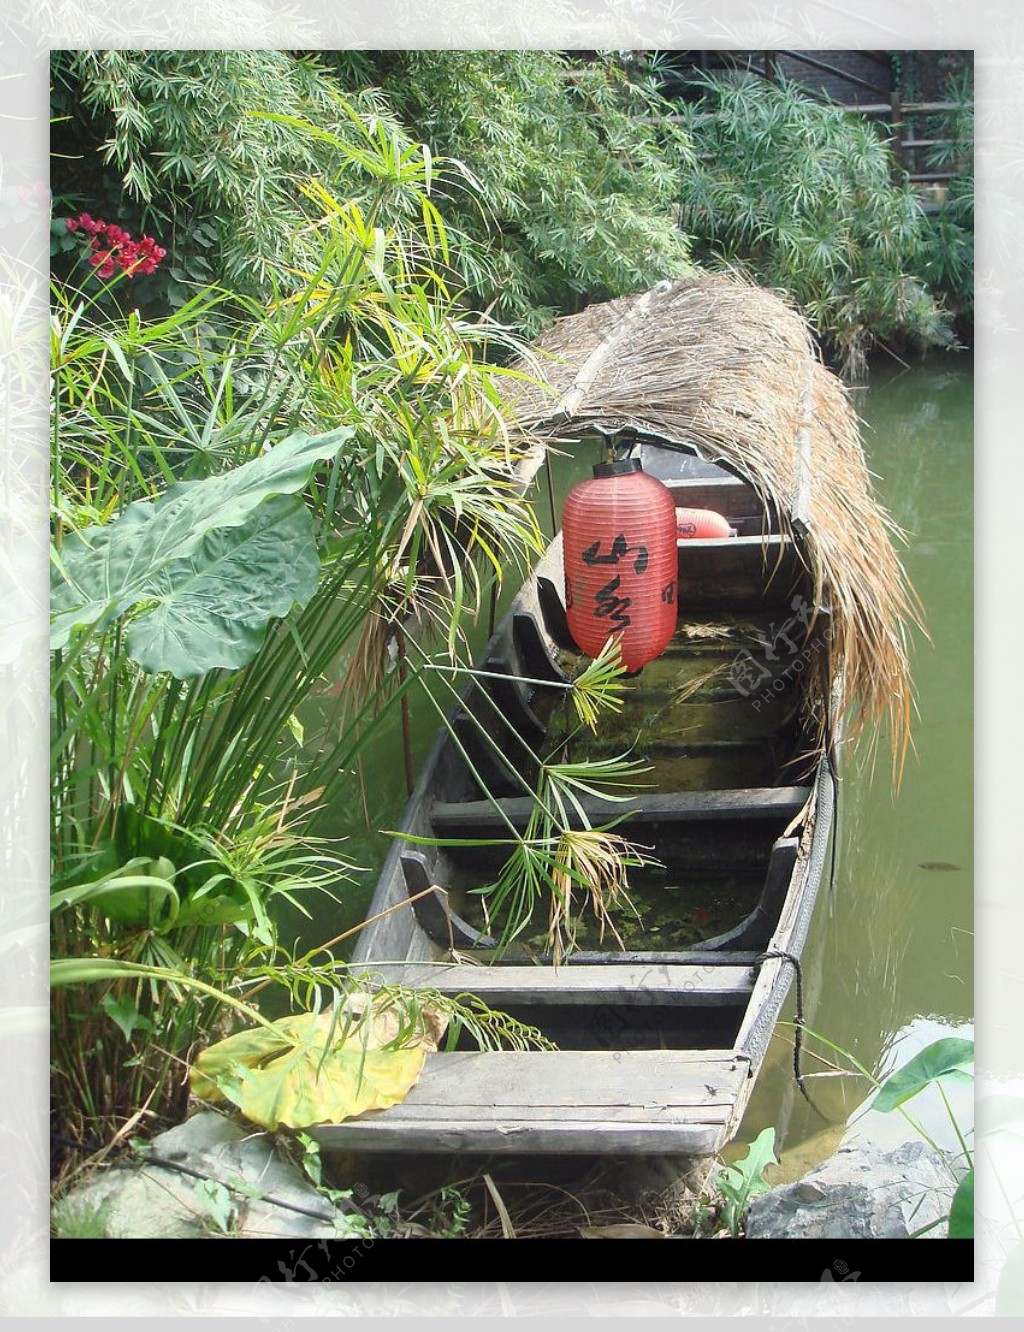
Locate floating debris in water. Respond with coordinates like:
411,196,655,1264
917,861,962,872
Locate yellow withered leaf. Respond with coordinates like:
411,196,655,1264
190,1000,446,1131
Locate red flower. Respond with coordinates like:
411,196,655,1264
88,251,116,279
63,213,167,281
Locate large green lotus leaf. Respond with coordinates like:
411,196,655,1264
871,1037,974,1113
50,425,352,655
124,495,318,675
190,1009,433,1131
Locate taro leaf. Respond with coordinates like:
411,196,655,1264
948,1166,974,1239
124,496,318,675
50,856,179,929
50,425,352,670
173,891,252,929
190,1006,443,1132
715,1125,777,1234
871,1037,975,1114
219,1041,425,1132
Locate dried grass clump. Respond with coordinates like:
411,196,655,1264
502,273,922,771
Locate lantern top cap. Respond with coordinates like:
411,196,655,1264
592,458,642,479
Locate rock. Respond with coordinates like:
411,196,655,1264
792,1180,828,1203
52,1111,360,1240
745,1138,957,1239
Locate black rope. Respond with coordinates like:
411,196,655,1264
756,948,828,1121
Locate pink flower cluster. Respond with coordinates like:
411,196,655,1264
65,213,167,280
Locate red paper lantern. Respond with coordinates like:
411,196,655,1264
562,459,678,673
676,507,734,540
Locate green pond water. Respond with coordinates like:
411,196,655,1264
736,353,974,1169
285,354,973,1166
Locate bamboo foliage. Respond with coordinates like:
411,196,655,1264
673,73,952,377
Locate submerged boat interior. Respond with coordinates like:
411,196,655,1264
316,442,837,1156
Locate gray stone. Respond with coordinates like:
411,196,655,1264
52,1110,362,1240
792,1180,828,1203
745,1138,958,1239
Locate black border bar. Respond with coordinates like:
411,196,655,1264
51,1237,973,1284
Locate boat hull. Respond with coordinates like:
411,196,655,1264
316,446,835,1155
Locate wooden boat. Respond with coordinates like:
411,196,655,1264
315,438,836,1157
312,275,915,1158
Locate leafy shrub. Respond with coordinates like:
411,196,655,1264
50,50,403,306
674,73,954,375
49,108,546,1142
324,50,695,331
915,73,974,326
50,50,694,334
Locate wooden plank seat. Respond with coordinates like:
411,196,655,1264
393,842,800,962
429,784,811,836
310,1048,751,1155
677,534,803,607
356,961,755,1007
541,533,802,614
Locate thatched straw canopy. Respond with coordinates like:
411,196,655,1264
503,273,920,768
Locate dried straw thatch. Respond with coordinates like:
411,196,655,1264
502,273,921,771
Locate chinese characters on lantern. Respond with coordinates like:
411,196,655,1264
569,532,677,633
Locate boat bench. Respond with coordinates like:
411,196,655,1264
310,1047,751,1155
361,961,756,1007
407,784,809,956
429,785,811,834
